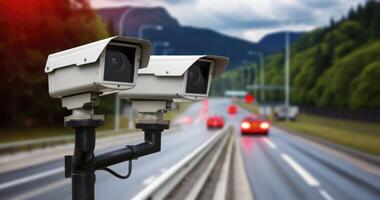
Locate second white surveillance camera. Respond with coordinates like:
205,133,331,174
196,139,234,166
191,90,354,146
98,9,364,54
118,55,229,112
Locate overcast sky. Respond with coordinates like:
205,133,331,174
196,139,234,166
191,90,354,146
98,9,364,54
91,0,367,42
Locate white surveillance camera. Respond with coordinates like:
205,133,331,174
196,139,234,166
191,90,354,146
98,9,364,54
44,36,151,109
118,55,229,112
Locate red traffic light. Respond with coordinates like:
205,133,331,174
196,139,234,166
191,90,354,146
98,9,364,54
245,94,254,103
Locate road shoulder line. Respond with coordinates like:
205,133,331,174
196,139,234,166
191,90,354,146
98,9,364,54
274,125,380,166
232,135,254,200
273,126,380,177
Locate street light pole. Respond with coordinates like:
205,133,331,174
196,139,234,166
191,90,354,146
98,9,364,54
251,65,258,98
115,8,138,132
241,60,249,91
118,8,135,36
259,54,265,102
220,74,225,97
138,24,163,39
285,32,290,121
247,51,265,103
152,41,170,54
163,48,174,55
116,8,164,131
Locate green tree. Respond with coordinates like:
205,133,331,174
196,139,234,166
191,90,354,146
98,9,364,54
0,0,110,127
370,5,380,39
350,62,380,108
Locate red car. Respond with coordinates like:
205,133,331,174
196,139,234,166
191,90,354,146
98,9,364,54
180,116,192,125
227,105,238,115
240,115,271,135
207,115,225,129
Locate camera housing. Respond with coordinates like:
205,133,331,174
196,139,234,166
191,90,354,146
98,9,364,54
118,55,228,112
45,36,151,100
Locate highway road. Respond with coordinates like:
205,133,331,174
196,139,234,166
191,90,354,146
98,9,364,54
0,98,380,200
0,101,216,200
218,98,380,200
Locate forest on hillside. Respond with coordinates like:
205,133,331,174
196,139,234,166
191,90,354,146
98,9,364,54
0,0,111,127
274,0,380,109
212,0,380,110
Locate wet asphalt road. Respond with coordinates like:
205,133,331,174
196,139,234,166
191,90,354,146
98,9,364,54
0,98,379,200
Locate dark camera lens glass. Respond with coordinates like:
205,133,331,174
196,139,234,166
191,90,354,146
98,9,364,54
188,66,202,85
104,44,136,83
185,60,211,94
108,51,127,72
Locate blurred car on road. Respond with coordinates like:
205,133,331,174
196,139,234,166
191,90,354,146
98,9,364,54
274,105,299,121
240,115,271,135
180,116,193,125
207,115,225,129
227,104,238,115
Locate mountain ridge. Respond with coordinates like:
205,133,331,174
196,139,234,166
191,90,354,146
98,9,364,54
258,31,303,53
96,6,302,70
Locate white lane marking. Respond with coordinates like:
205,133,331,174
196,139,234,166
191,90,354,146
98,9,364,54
320,189,334,200
263,138,277,149
0,167,64,190
142,175,157,185
281,153,320,187
13,179,69,200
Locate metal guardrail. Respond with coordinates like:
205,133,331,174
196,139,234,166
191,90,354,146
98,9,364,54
184,129,234,200
132,125,233,200
212,134,234,200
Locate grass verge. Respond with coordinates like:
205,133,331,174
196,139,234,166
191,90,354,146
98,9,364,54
0,116,131,144
0,102,192,144
164,102,192,121
236,102,260,116
238,101,380,157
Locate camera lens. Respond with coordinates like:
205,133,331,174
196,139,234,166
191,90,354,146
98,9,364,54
108,51,128,72
188,66,202,85
185,60,211,94
104,44,136,83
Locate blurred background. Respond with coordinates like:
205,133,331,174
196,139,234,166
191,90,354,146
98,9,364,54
0,0,380,199
0,0,379,140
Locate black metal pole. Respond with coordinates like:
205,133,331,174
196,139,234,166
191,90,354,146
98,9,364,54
66,119,103,200
64,120,167,200
72,127,95,200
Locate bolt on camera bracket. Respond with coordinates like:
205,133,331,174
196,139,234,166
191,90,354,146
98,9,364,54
63,96,170,200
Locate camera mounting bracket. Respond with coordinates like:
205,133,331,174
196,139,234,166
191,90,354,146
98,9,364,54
63,93,104,123
131,100,171,113
62,93,100,110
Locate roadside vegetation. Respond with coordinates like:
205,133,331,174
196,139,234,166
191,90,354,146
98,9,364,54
238,102,380,156
276,115,380,156
213,1,380,156
287,1,380,109
164,102,193,121
236,102,260,115
0,1,112,128
0,116,129,144
211,1,380,110
0,102,191,144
